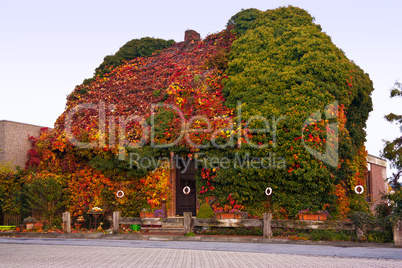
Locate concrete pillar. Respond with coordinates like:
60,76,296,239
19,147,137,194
183,212,192,234
62,212,71,233
356,228,365,242
113,211,120,234
263,213,272,239
394,219,402,248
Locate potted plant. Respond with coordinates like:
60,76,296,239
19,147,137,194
140,209,155,218
213,200,246,219
298,209,330,221
140,204,156,218
23,217,37,230
214,209,243,219
88,207,103,213
140,208,162,218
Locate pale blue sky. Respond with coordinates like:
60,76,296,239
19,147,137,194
0,0,401,176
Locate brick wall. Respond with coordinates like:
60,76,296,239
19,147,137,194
0,120,46,169
168,164,177,217
366,154,388,212
184,30,200,43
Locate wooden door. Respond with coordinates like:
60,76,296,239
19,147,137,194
175,159,196,216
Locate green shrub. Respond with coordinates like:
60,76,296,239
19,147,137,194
308,229,353,241
351,212,377,230
185,232,196,237
349,195,371,214
375,190,402,243
375,202,393,218
197,203,214,218
274,228,355,241
365,230,391,243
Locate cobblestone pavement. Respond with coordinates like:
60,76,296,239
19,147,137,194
0,241,401,268
1,237,400,259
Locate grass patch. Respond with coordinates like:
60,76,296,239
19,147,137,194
364,230,392,243
185,232,196,237
198,227,391,243
273,228,356,242
307,229,355,241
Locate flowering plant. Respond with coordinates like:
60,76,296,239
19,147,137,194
89,207,103,212
212,194,245,216
153,209,164,217
141,204,153,212
213,208,243,215
33,222,43,231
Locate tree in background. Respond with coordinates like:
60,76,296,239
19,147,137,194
0,162,24,217
377,84,402,240
23,174,68,226
381,81,402,190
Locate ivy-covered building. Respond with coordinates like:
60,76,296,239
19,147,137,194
21,6,378,220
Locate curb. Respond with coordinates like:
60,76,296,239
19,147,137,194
0,232,395,248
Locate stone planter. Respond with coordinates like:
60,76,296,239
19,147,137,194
140,212,156,218
26,223,34,230
298,213,327,221
215,213,241,219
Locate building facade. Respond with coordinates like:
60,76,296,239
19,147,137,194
0,120,47,169
0,119,390,217
366,154,388,212
167,154,389,217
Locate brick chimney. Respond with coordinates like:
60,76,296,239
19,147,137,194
184,30,200,43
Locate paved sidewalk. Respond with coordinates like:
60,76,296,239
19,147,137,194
0,237,400,259
0,237,401,267
0,242,400,268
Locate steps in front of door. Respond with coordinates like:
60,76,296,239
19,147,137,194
140,226,185,235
